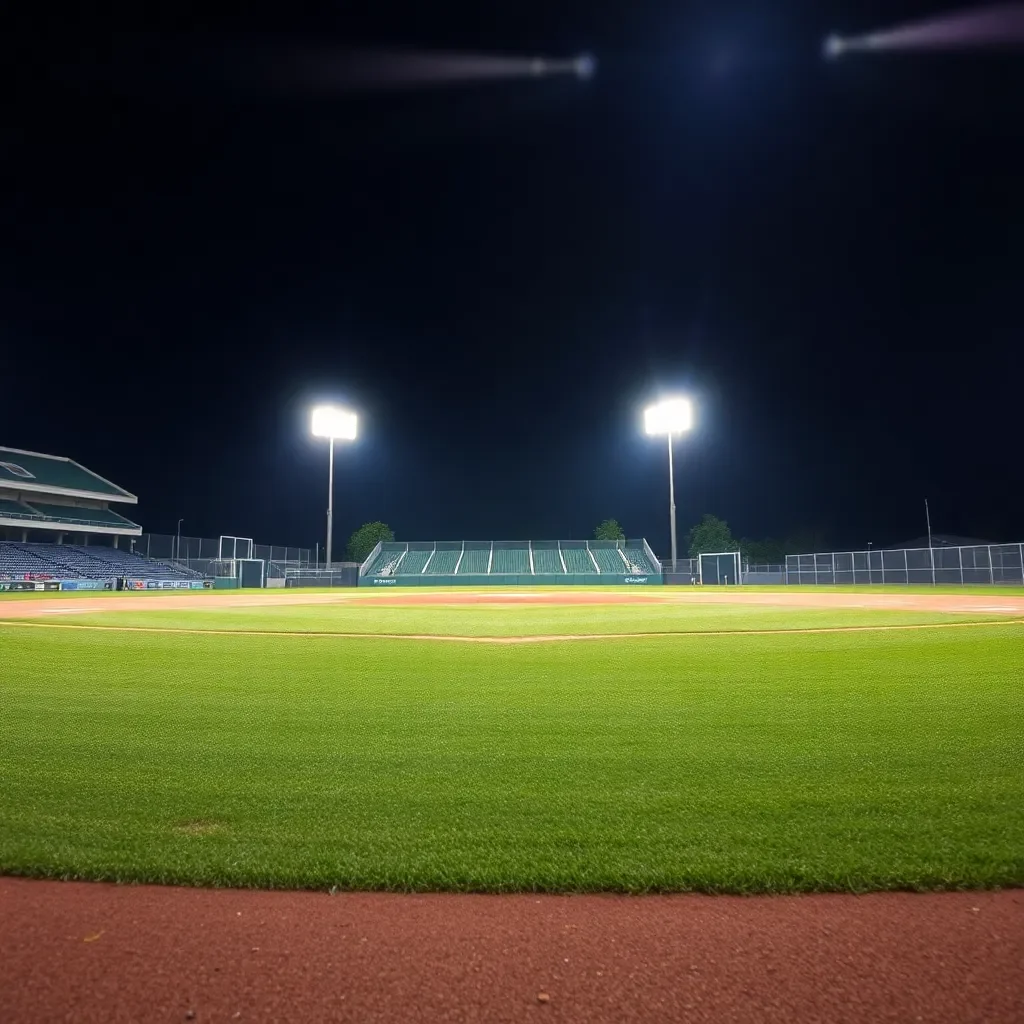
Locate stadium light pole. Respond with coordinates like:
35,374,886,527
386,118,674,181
311,406,358,568
644,398,693,573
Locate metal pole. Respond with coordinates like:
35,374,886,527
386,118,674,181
176,519,183,563
326,436,335,569
925,498,935,586
667,432,677,573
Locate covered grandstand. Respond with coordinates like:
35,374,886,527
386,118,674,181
359,539,662,586
0,445,207,589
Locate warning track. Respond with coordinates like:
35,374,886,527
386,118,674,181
3,878,1022,1024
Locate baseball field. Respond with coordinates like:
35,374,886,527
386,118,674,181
3,585,1023,894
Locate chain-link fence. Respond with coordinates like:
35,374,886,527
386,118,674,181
132,533,314,573
786,544,1024,586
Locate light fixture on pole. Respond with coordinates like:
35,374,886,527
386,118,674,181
311,405,358,568
644,397,694,573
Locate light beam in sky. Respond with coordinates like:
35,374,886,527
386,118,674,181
824,4,1024,57
287,49,597,92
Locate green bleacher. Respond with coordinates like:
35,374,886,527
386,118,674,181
622,548,655,574
398,549,432,575
592,548,626,574
457,548,490,573
562,547,597,573
425,549,460,574
360,539,661,583
492,546,530,574
532,547,563,573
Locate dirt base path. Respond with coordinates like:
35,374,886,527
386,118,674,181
2,879,1021,1024
2,588,1024,620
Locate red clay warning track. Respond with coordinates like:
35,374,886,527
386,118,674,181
2,878,1021,1024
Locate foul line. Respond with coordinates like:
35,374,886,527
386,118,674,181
1,618,1022,643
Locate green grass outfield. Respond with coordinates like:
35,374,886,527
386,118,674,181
1,599,1022,894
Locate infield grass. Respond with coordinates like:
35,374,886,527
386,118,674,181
9,604,1022,636
2,609,1022,893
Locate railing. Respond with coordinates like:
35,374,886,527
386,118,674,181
135,533,313,569
785,544,1024,586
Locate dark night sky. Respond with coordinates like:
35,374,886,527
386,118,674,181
3,2,1023,555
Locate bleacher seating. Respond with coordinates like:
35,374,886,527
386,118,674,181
425,550,460,574
359,541,660,580
622,547,655,574
532,547,563,573
398,550,432,575
0,542,200,581
457,548,490,573
365,549,399,575
492,546,530,574
562,547,597,573
23,503,140,528
591,548,625,574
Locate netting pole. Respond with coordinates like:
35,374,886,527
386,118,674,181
989,545,995,586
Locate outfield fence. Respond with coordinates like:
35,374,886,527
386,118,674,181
786,544,1024,586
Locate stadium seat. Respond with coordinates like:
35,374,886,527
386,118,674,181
532,547,564,573
0,542,201,581
456,548,490,573
491,546,530,574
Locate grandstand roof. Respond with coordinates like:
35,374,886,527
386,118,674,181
0,447,136,502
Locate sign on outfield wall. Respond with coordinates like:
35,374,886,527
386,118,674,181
60,580,113,591
361,573,662,587
0,580,61,592
124,579,210,591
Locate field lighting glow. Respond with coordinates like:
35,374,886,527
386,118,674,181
823,4,1024,59
311,405,357,440
644,398,693,436
289,48,598,93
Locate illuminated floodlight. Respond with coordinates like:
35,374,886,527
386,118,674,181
644,397,694,575
644,398,693,436
824,33,845,59
311,405,357,440
574,53,596,80
311,404,358,568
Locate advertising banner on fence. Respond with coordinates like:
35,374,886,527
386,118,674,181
60,580,113,592
361,573,662,587
124,579,210,591
0,580,61,592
